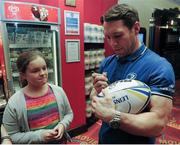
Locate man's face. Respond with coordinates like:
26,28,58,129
103,20,138,57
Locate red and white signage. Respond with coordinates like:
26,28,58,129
3,1,59,24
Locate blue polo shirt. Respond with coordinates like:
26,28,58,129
98,44,175,144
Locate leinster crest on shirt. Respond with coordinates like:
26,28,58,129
126,72,137,80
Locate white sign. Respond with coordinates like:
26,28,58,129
65,39,80,62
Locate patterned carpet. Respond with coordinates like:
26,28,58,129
156,107,180,144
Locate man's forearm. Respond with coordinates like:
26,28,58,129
118,111,165,137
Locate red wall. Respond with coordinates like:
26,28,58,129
39,0,59,7
84,0,117,24
84,0,118,56
58,0,86,130
40,0,86,130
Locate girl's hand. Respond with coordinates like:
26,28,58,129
53,124,65,140
42,129,58,142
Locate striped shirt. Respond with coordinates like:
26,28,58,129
25,87,60,131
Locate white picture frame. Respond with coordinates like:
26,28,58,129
65,39,80,62
64,10,80,35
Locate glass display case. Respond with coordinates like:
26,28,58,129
0,0,61,122
6,23,59,93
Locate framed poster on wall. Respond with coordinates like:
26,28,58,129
65,39,80,62
64,10,80,35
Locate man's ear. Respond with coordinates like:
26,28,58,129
133,21,140,35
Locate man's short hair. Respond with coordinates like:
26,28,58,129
100,4,139,29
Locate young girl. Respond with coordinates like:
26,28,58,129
2,51,73,144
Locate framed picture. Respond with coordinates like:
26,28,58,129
64,10,80,35
65,0,76,7
65,39,80,63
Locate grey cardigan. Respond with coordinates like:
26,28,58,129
2,84,73,144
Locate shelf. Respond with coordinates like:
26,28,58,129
84,41,105,127
84,43,104,50
0,99,7,109
9,43,52,48
85,68,98,73
0,95,5,98
12,72,19,77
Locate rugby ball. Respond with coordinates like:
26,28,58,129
98,79,151,114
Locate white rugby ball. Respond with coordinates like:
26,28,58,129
98,79,151,114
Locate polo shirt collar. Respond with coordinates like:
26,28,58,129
117,43,147,63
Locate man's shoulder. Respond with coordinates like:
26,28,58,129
145,49,172,66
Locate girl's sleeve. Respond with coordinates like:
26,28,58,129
58,88,73,130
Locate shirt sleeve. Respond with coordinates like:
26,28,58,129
149,60,175,99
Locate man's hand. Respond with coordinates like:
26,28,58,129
91,89,116,122
92,72,109,94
